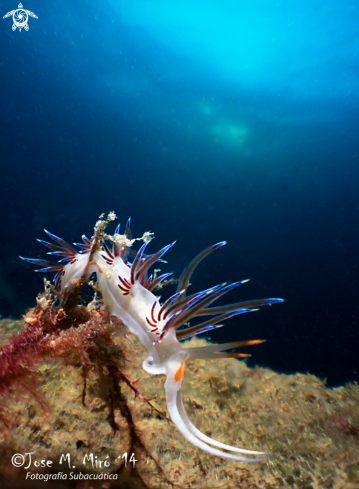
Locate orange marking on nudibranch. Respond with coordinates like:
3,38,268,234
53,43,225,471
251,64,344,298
224,352,251,358
243,339,264,346
175,362,185,382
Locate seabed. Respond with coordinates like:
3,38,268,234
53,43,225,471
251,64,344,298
0,317,358,489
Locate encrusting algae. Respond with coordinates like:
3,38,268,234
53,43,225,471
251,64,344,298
0,214,358,488
0,314,359,488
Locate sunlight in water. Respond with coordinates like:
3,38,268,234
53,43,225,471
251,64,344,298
212,122,249,147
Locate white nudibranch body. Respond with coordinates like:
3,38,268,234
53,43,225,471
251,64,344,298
21,214,284,461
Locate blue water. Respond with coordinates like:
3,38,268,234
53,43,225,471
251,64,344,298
1,0,358,386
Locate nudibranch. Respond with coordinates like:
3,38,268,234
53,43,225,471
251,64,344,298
21,212,283,462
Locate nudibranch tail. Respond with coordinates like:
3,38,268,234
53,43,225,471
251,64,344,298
166,386,265,461
21,213,284,462
177,392,265,458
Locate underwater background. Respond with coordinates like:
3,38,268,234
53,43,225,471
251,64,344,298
0,0,358,388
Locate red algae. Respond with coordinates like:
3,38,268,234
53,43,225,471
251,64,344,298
0,279,170,488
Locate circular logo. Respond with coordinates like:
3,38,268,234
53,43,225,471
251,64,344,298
13,8,28,29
